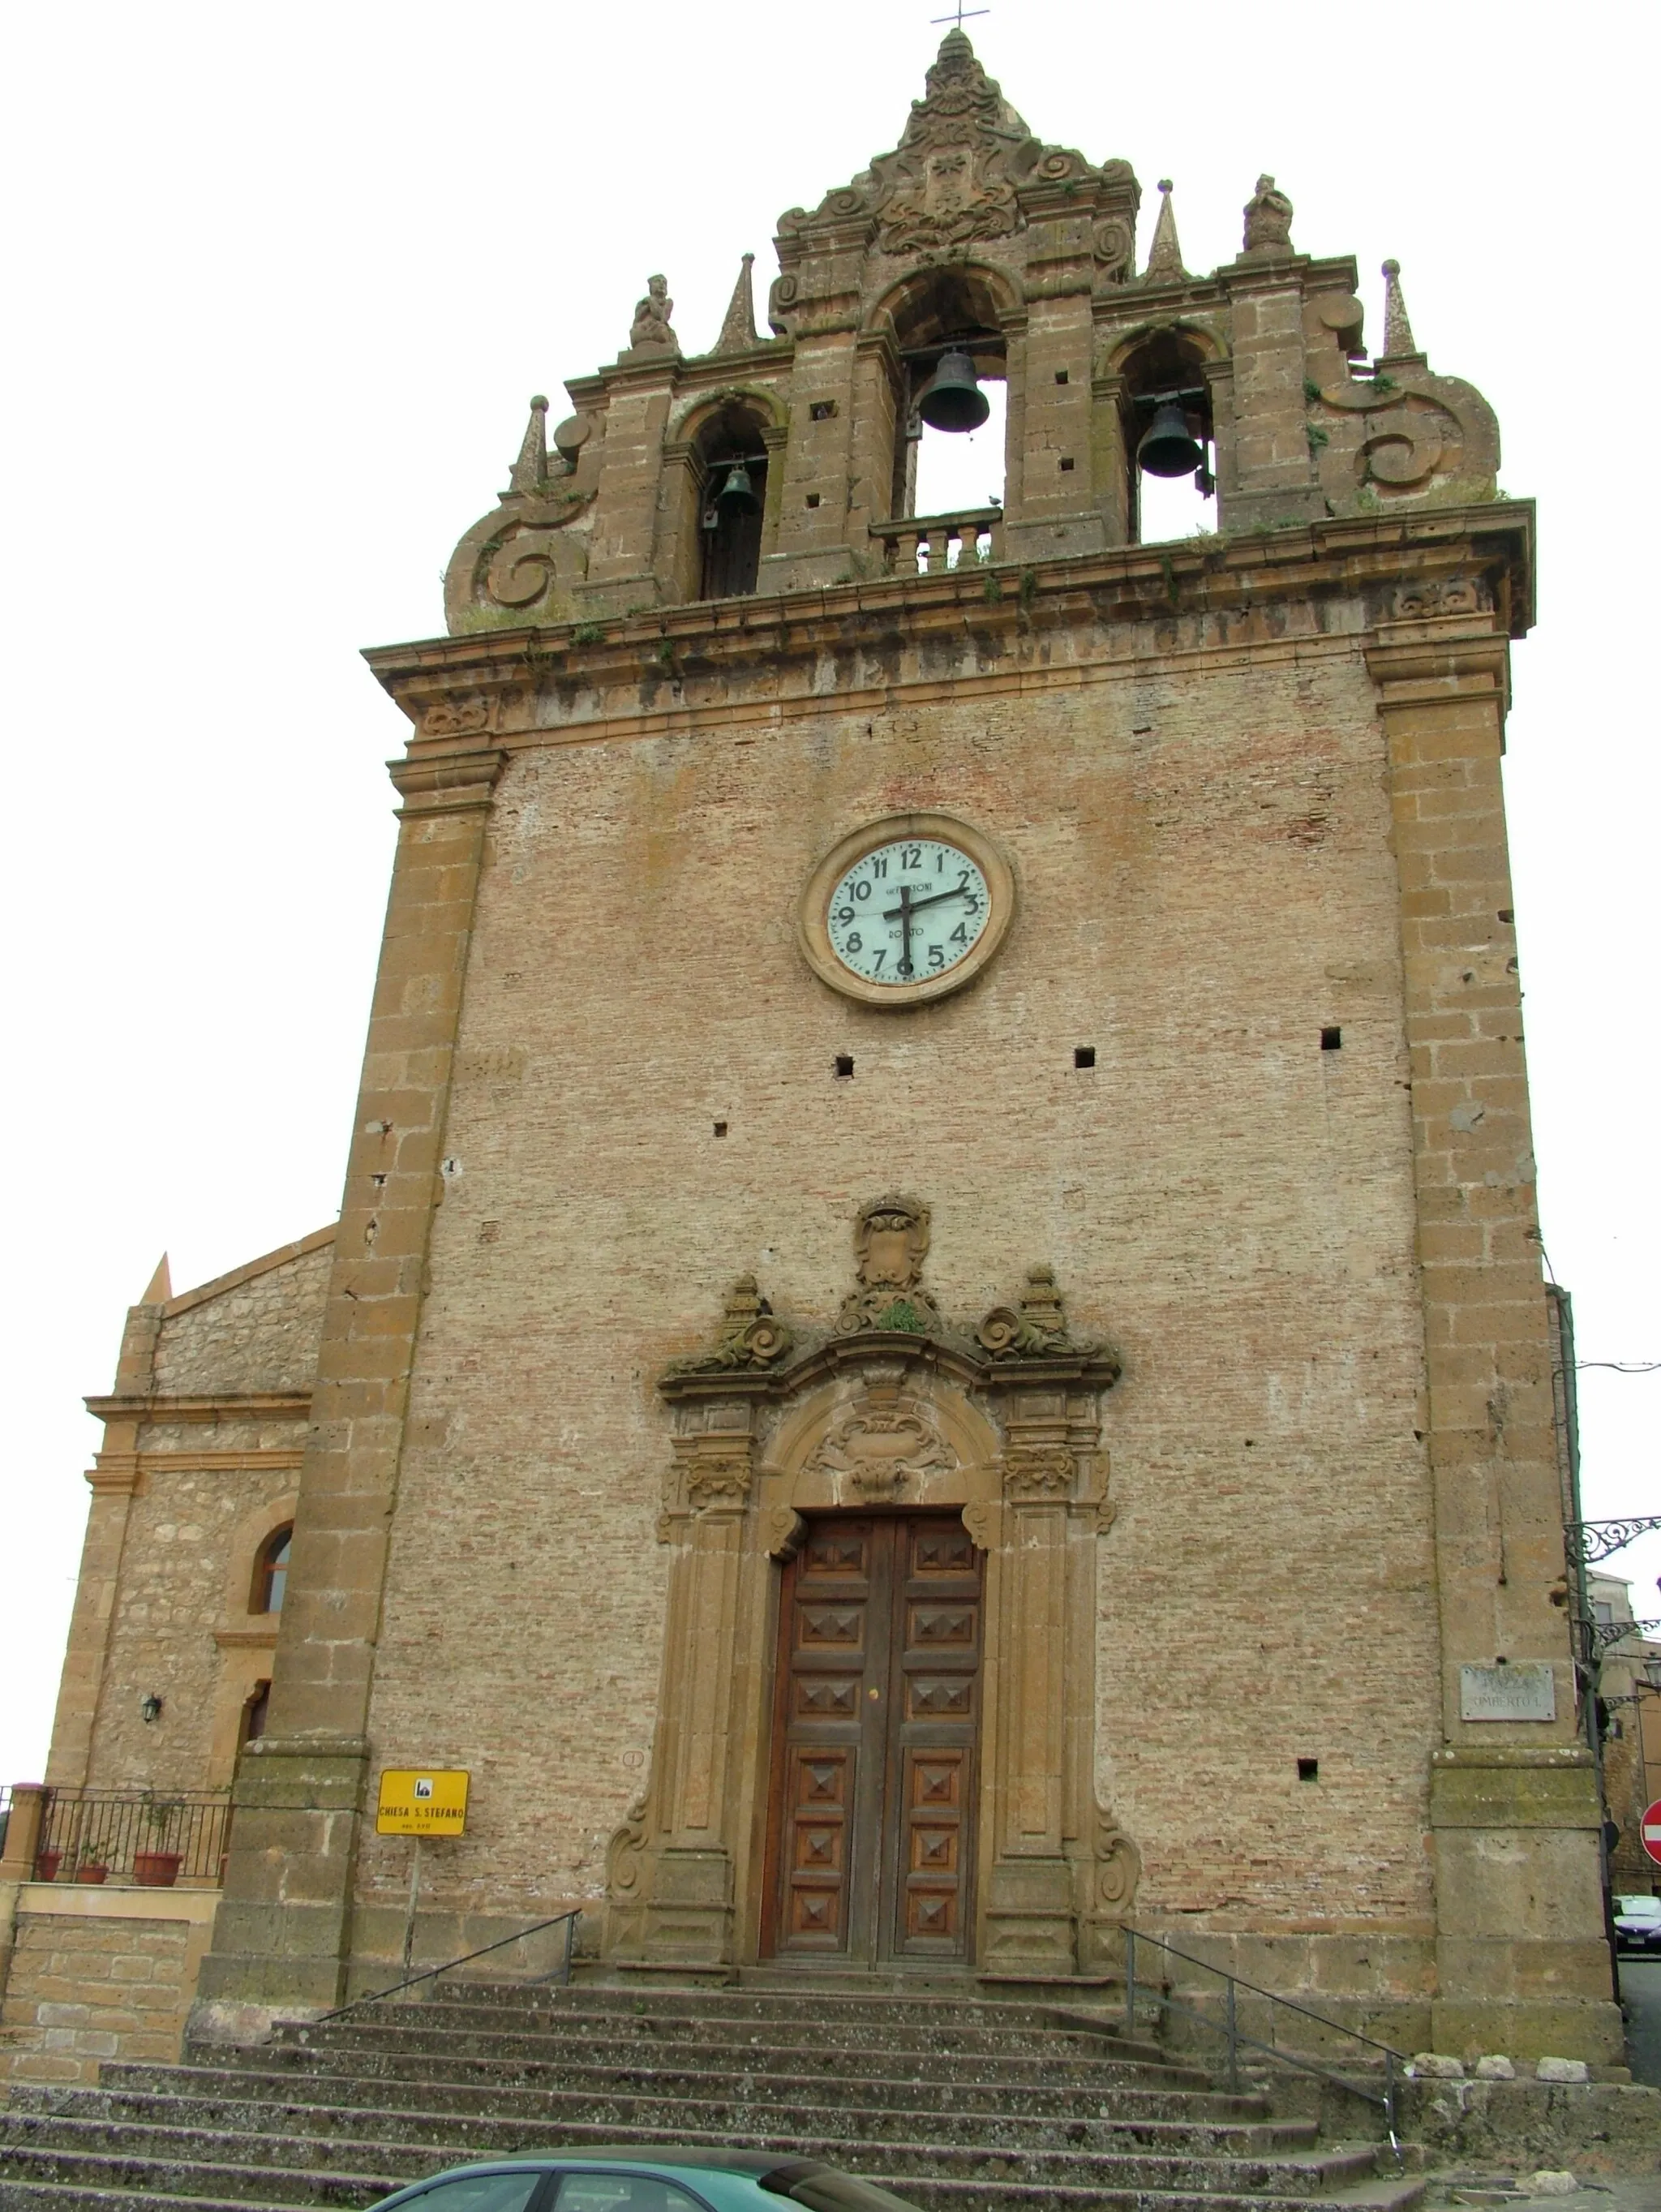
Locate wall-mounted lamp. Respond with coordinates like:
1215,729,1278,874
139,1694,163,1724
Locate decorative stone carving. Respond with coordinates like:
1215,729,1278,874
1380,259,1419,360
507,395,549,497
667,1276,792,1375
961,1497,1000,1552
1242,173,1294,256
1001,1441,1075,1499
1142,181,1187,283
836,1195,942,1335
420,696,491,737
762,1505,806,1560
605,1792,650,1905
977,1265,1101,1361
712,254,760,355
1393,577,1486,621
685,1451,752,1511
813,1404,954,1503
867,32,1024,254
1091,217,1135,278
629,274,678,354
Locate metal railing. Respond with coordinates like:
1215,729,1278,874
31,1788,232,1888
869,507,1004,575
1124,1924,1406,2141
315,1908,582,2023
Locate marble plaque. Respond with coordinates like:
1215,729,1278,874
1459,1663,1556,1722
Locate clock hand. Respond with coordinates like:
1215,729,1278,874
896,884,915,977
882,883,971,922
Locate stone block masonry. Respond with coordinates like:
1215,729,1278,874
0,1886,217,2087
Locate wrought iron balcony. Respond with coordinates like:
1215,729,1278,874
26,1787,231,1888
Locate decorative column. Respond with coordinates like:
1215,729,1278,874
1371,610,1620,2061
193,734,505,2030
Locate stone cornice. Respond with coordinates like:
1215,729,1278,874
369,505,1534,743
84,1391,312,1425
659,1328,1121,1405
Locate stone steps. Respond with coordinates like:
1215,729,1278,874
5,2082,1315,2157
84,2060,1267,2125
0,1978,1415,2212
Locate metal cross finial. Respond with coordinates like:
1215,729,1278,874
932,2,989,24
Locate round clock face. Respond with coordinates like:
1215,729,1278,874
797,811,1015,1007
826,839,990,987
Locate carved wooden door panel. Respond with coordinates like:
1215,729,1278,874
762,1513,981,1966
879,1513,981,1962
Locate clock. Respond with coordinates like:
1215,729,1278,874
797,812,1015,1007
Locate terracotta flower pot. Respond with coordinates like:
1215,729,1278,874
75,1862,108,1885
33,1850,62,1882
133,1851,181,1888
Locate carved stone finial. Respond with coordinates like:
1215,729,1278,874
629,273,679,354
1380,258,1420,361
1143,179,1187,282
712,253,760,355
1242,173,1294,256
506,395,549,498
666,1274,792,1375
836,1195,942,1336
977,1263,1096,1359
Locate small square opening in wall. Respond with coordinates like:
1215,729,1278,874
805,492,822,509
834,1054,855,1079
1297,1758,1320,1782
1074,1046,1097,1070
1054,369,1070,385
809,401,835,421
1320,1026,1342,1051
712,1121,728,1138
1059,455,1076,472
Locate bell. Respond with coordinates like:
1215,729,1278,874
1137,400,1205,479
715,462,760,518
917,349,990,434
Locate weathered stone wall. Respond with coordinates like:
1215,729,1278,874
83,1458,300,1790
152,1240,332,1395
0,1893,214,2086
354,624,1439,1960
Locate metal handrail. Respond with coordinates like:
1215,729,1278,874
314,1907,582,2023
1123,1924,1405,2143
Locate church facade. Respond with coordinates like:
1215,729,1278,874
31,34,1619,2063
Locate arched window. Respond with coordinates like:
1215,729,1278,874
252,1523,293,1614
694,403,770,599
1117,329,1217,546
886,268,1007,524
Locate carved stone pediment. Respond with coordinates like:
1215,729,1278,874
667,1275,793,1376
778,32,1109,257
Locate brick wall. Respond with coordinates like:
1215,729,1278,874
354,628,1440,1946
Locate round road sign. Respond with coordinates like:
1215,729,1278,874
1642,1799,1661,1868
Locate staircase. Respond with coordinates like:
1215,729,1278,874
0,1981,1422,2212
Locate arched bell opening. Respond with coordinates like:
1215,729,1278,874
694,402,770,599
1116,329,1217,547
886,269,1008,536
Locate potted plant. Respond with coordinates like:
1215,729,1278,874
75,1857,108,1884
134,1798,182,1888
33,1849,62,1881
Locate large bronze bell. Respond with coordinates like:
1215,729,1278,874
716,462,761,517
918,348,990,433
1137,400,1205,479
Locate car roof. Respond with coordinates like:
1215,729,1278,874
392,2152,818,2184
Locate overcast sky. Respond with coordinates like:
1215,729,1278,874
2,1,1656,1785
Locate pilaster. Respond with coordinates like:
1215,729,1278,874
1371,624,1620,2060
192,738,505,2030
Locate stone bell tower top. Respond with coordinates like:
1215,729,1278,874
443,32,1509,636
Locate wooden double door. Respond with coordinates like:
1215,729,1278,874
762,1512,983,1966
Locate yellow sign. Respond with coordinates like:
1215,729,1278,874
376,1768,470,1836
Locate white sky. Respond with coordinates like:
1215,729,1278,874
2,1,1657,1783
